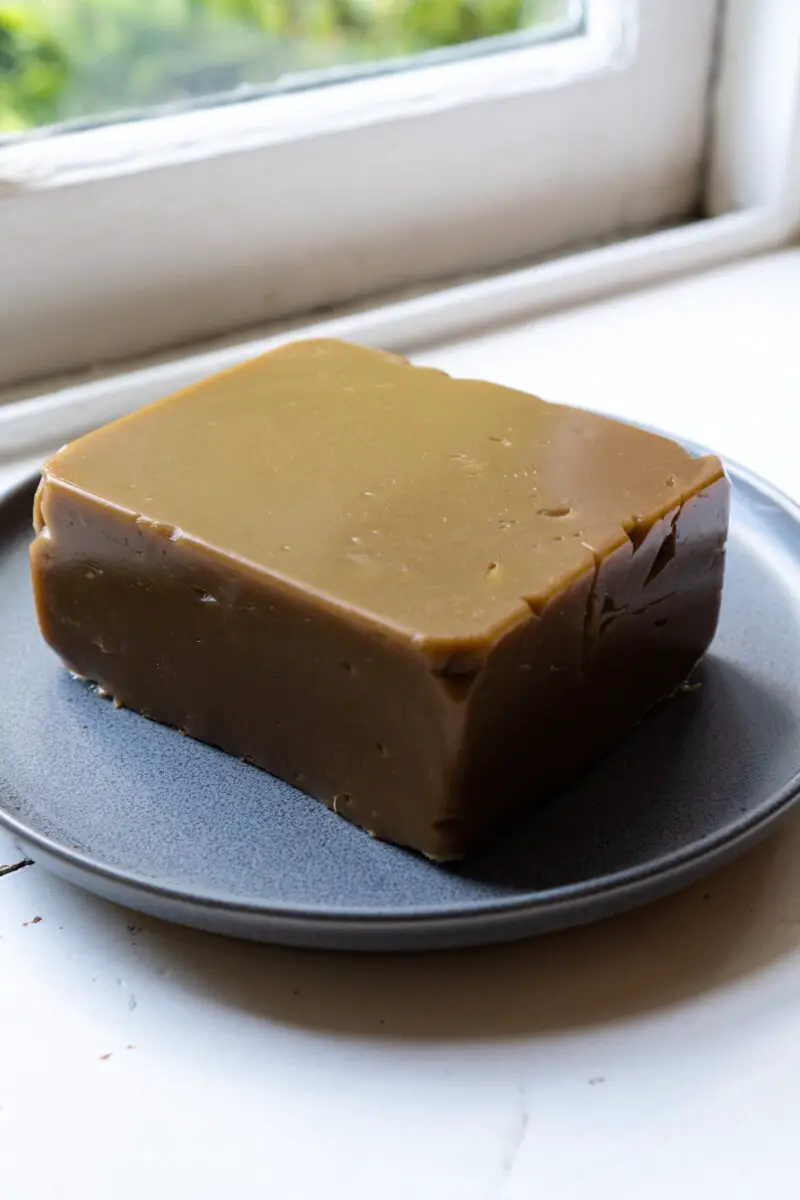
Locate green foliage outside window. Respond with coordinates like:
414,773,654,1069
0,0,564,133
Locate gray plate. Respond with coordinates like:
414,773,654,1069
2,454,800,952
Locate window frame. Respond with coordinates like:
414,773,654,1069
0,0,723,389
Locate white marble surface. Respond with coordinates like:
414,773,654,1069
3,249,800,1199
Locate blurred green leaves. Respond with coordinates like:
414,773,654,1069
403,1,526,49
0,5,68,129
1,0,564,133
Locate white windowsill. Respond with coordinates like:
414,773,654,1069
0,205,792,460
3,243,798,487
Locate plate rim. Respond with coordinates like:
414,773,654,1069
2,450,800,934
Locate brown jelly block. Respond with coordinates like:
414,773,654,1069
30,339,729,859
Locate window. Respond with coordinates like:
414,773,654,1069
2,2,576,133
0,0,772,392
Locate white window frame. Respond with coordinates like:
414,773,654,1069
0,0,798,428
1,0,722,388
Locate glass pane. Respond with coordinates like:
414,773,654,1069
1,1,578,135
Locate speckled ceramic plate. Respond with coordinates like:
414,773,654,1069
2,452,800,952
